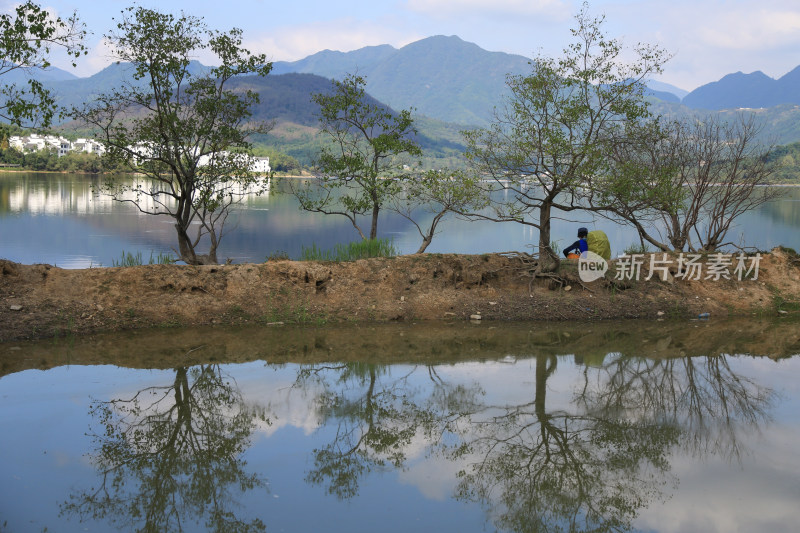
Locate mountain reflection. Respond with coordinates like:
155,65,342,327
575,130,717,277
61,361,270,533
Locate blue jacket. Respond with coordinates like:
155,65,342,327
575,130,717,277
563,238,588,257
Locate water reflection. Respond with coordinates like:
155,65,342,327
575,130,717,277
61,361,270,532
579,355,773,462
1,320,796,532
296,362,483,500
291,347,776,532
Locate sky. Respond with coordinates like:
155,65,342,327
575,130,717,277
5,0,800,92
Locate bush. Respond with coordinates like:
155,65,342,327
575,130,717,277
112,250,176,267
300,238,398,262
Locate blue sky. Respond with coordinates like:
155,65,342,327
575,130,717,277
7,0,800,91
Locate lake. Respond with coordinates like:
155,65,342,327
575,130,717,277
0,319,799,532
1,172,799,267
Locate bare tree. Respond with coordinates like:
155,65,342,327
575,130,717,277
602,114,783,252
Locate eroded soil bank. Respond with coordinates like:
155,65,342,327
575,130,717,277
1,250,799,342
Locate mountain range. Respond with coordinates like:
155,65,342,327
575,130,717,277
4,35,800,153
682,67,800,110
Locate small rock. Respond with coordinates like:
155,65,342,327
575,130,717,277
656,311,665,316
9,305,22,311
96,304,104,312
564,286,572,292
400,296,405,302
444,312,456,317
489,301,497,305
266,321,285,326
470,314,482,320
778,310,788,315
9,346,21,351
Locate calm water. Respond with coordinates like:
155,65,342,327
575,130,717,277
1,172,799,267
1,319,799,532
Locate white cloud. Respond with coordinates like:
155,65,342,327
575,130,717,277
698,9,800,50
245,19,422,62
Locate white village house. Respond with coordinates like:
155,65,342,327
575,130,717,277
8,135,269,174
9,134,73,157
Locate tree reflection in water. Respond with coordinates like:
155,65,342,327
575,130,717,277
576,354,775,463
61,360,270,533
301,352,775,533
296,361,484,500
446,354,680,533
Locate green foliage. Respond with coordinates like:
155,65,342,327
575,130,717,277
299,238,398,262
0,1,86,127
464,2,668,271
292,73,422,240
765,141,800,183
264,250,290,261
389,169,489,252
605,114,783,252
250,145,301,173
72,6,272,265
112,250,176,267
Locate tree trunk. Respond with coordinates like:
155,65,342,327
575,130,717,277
369,202,379,240
415,211,446,253
175,224,199,265
538,200,560,273
416,236,433,254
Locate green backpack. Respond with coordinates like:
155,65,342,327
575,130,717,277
586,230,611,261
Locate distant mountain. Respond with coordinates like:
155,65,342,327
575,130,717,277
273,35,533,126
7,35,800,153
644,87,680,104
646,80,688,100
228,73,468,165
271,44,397,77
0,65,78,85
39,60,212,111
682,67,800,110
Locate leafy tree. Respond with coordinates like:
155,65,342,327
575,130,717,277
0,1,85,127
463,2,669,273
72,6,272,265
388,169,488,253
291,73,422,240
602,114,783,251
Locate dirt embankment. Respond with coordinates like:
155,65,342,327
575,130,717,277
1,250,800,342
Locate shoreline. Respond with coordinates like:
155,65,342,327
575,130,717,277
1,169,798,184
2,250,799,342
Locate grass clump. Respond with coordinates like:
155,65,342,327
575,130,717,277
300,238,398,262
622,242,652,255
265,250,290,261
113,250,176,267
